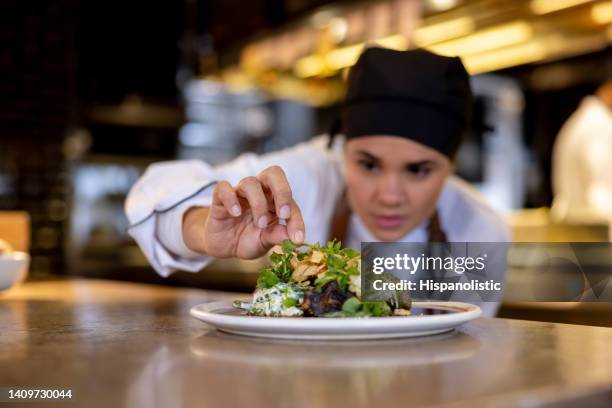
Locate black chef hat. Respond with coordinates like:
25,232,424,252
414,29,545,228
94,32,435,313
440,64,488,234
334,47,473,159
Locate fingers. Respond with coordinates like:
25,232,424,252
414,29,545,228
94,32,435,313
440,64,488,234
258,166,305,243
258,166,293,220
236,176,271,228
210,181,241,219
213,166,306,245
260,223,290,248
286,199,305,243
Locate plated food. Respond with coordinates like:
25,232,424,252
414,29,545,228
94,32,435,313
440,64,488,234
233,240,411,318
194,240,481,338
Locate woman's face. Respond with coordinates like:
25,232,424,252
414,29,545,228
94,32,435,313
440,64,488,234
344,135,453,241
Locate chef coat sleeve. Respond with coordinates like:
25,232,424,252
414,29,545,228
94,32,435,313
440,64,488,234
124,135,341,277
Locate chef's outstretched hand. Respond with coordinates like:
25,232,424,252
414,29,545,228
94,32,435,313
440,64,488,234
182,165,305,259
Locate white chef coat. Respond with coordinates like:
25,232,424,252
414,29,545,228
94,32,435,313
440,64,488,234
552,96,612,228
125,134,510,316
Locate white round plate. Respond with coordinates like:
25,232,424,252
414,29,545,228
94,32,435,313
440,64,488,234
190,300,482,340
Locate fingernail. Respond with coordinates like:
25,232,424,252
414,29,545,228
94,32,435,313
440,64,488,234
258,215,268,228
279,205,290,219
293,230,304,242
231,205,241,216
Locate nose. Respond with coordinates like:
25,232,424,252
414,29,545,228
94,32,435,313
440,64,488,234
376,173,405,206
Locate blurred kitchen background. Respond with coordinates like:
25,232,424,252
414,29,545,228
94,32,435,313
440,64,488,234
1,0,612,324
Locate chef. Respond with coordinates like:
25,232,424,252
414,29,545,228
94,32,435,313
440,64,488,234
125,47,510,315
552,78,612,234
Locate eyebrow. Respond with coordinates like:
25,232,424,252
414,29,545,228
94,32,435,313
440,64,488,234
354,150,380,162
353,150,436,167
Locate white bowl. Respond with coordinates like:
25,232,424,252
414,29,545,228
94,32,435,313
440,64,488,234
0,252,29,292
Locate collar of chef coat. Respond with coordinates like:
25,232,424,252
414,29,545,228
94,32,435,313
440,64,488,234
345,211,429,251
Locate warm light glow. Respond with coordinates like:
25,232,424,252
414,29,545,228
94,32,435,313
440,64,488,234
329,17,348,43
464,40,546,75
607,24,612,41
325,43,364,70
311,10,335,29
530,0,594,15
294,55,325,78
543,32,607,56
592,1,612,23
465,32,608,75
294,34,407,77
428,0,459,12
324,35,406,72
428,21,533,57
291,17,581,79
413,17,475,46
375,34,408,50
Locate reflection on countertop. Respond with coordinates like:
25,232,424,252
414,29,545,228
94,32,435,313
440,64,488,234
2,279,612,407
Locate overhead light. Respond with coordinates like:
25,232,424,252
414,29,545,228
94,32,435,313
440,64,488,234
325,35,406,71
428,21,533,57
428,0,459,12
464,41,546,75
325,43,364,70
293,34,407,77
542,32,607,57
413,17,475,46
592,1,612,23
311,10,335,29
464,31,607,75
530,0,594,15
329,17,348,43
374,34,408,50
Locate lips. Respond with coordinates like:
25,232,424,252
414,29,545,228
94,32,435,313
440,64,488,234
373,214,405,229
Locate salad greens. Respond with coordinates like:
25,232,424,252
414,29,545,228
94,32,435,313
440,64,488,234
256,240,295,289
236,239,408,318
322,297,392,318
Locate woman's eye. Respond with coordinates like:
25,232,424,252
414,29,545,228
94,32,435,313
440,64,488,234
358,160,379,172
406,165,432,178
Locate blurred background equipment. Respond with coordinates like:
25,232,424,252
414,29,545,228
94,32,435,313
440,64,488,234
1,0,611,322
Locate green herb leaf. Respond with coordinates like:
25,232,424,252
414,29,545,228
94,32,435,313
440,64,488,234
333,298,392,317
256,268,279,288
314,274,336,290
281,239,295,254
362,301,392,316
342,297,361,314
341,247,359,258
282,297,298,308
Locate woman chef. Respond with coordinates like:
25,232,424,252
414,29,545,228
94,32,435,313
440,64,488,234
125,47,510,315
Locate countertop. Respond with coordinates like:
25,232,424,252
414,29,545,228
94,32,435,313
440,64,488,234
1,279,612,407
